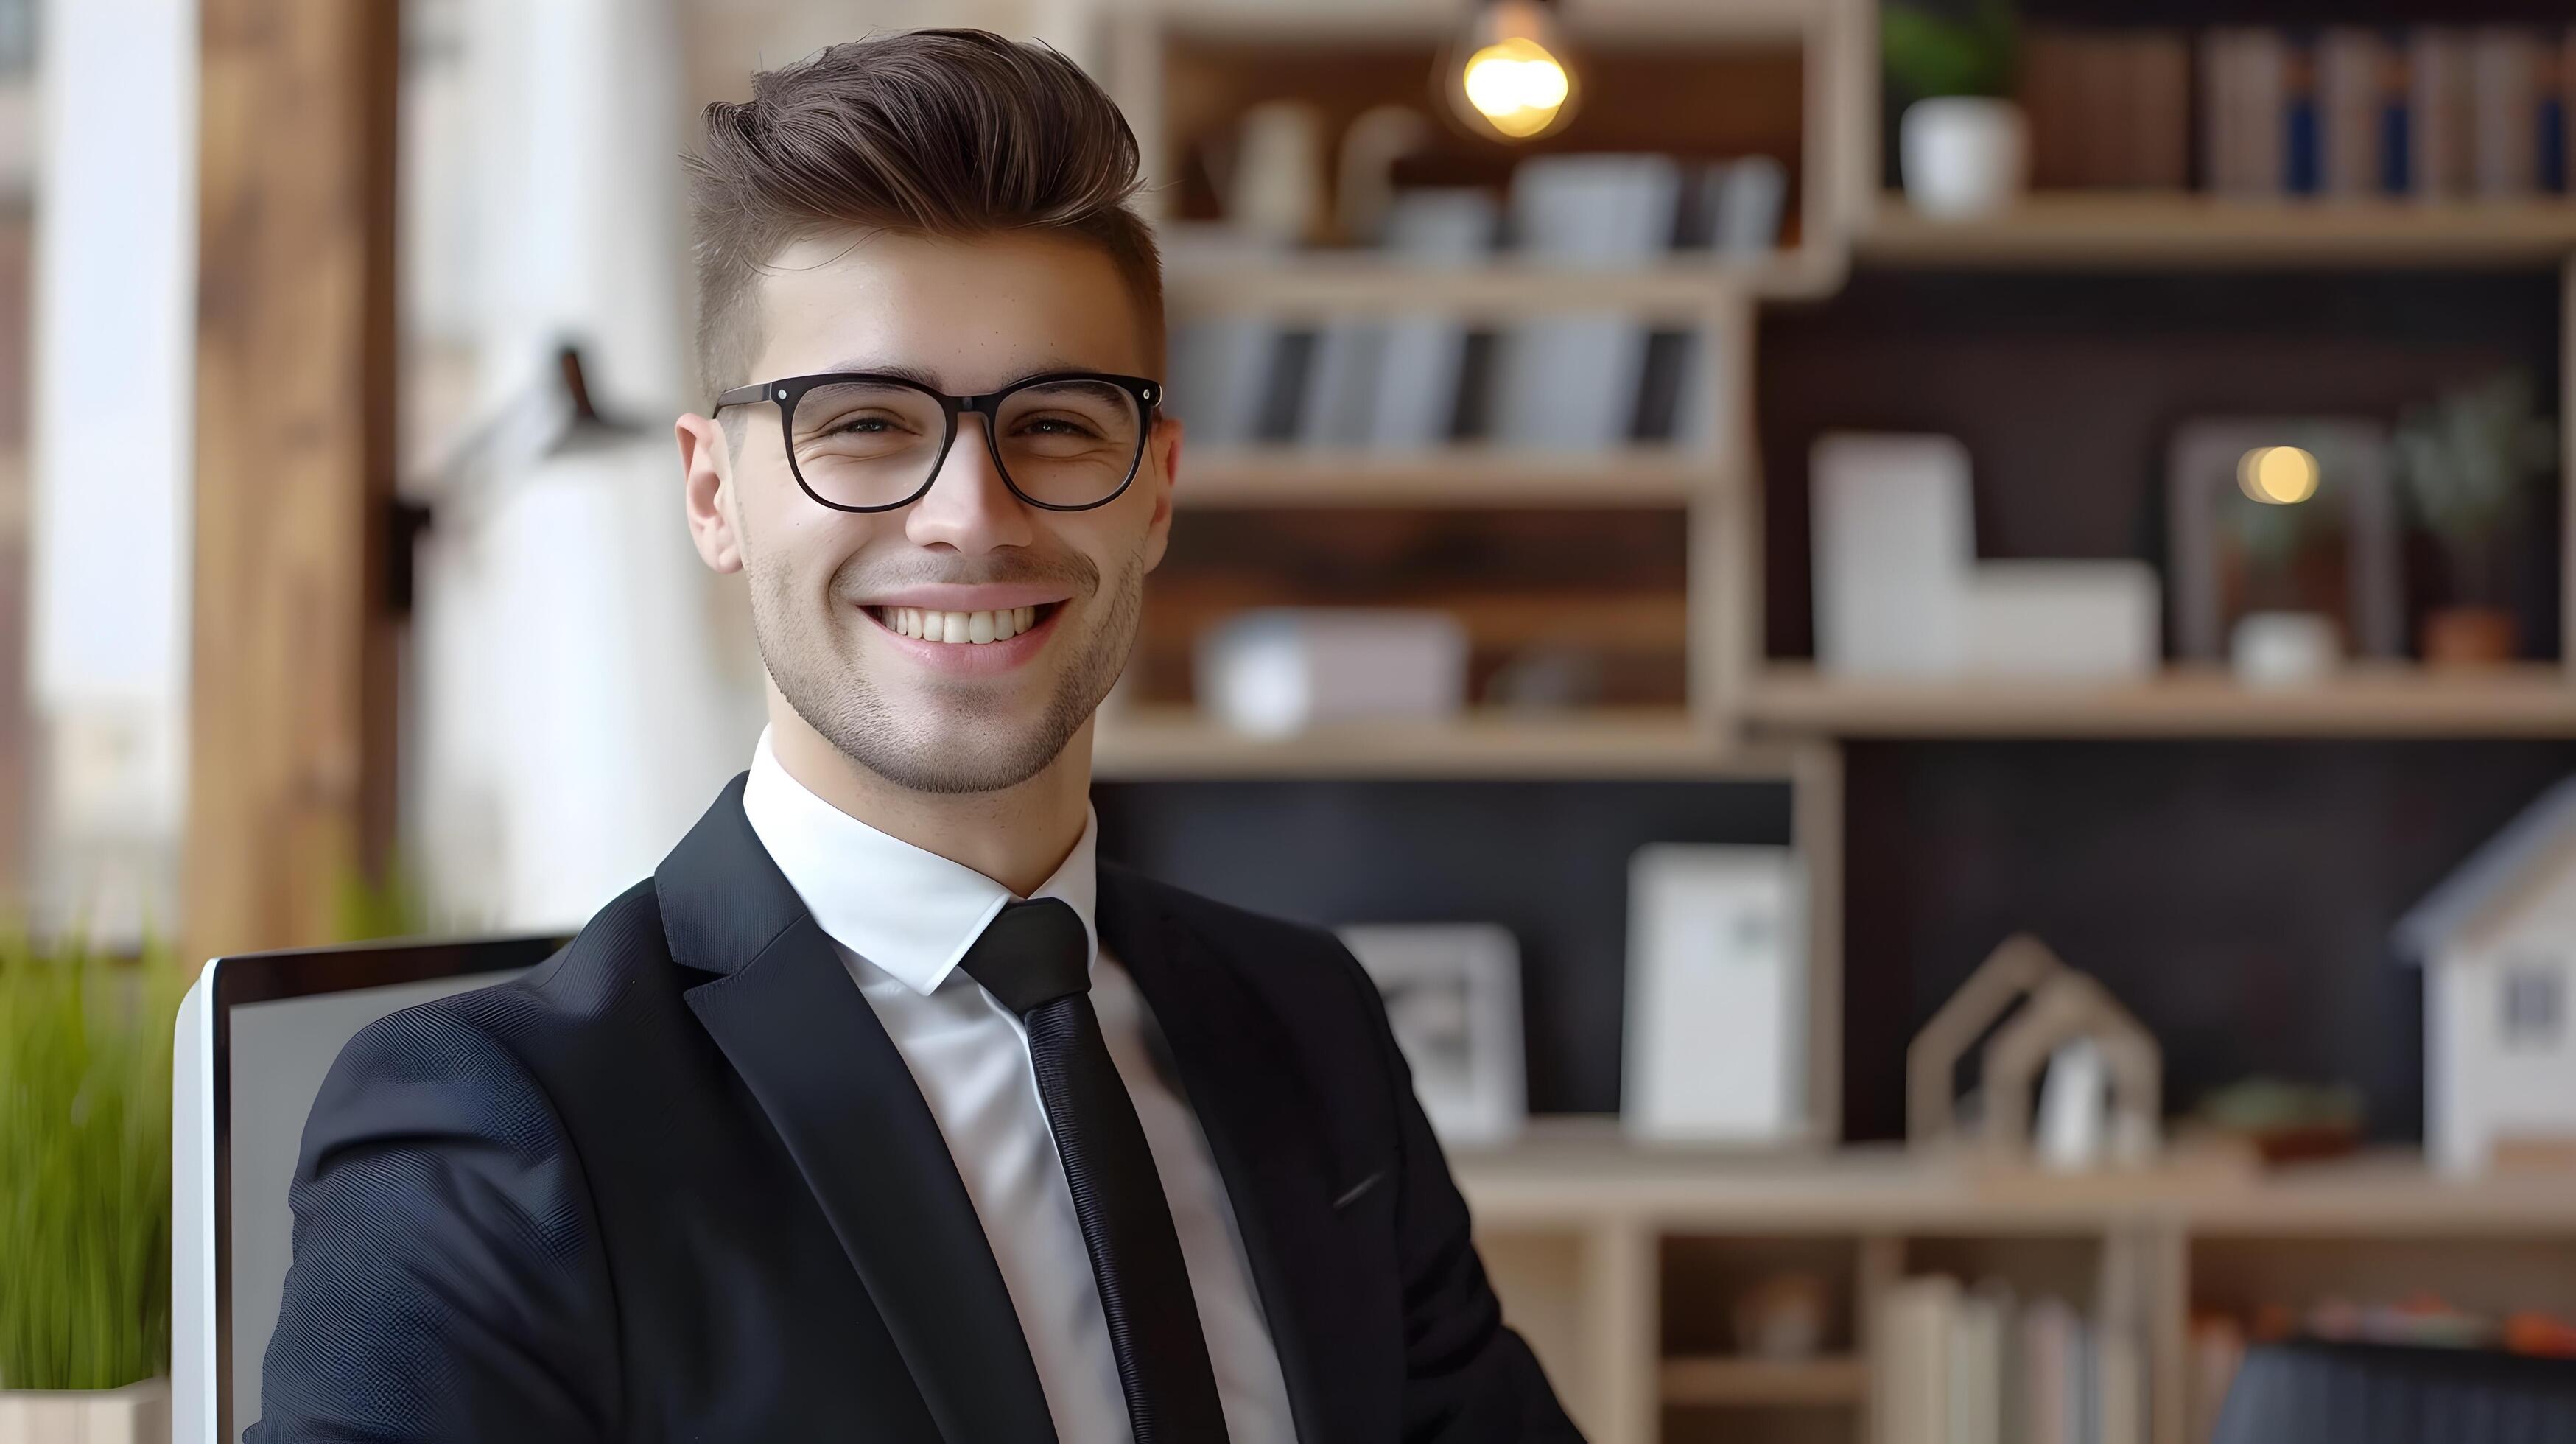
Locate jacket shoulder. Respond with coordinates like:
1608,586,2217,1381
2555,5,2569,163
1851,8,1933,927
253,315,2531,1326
1102,861,1389,1048
1104,862,1356,970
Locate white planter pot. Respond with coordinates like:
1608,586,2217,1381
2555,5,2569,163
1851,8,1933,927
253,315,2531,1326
1900,97,2029,219
0,1380,169,1444
2231,611,2342,688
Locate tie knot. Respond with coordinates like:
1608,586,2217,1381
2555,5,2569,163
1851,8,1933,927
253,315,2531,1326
958,897,1092,1017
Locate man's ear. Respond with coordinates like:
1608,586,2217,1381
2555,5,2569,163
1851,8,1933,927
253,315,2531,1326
678,413,743,574
1139,413,1182,575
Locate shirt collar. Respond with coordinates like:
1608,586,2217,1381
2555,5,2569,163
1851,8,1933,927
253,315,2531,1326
738,726,1100,996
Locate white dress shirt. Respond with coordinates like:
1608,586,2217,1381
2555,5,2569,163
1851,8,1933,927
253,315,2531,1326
740,730,1298,1444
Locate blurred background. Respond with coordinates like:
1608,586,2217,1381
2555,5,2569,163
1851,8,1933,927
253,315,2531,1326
16,0,2576,1440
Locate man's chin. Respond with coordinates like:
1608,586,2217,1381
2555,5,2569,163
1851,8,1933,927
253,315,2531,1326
839,715,1077,797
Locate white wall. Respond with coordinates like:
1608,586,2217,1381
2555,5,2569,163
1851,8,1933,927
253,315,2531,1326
27,0,196,940
404,0,762,931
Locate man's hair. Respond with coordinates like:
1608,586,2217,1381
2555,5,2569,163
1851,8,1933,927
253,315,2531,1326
686,29,1162,398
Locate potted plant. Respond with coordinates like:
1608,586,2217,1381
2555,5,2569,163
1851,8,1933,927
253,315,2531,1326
2394,370,2557,666
1883,0,2026,219
1,933,180,1443
2225,446,2342,687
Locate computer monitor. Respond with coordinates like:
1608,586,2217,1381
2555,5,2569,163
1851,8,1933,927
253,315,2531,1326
172,936,564,1444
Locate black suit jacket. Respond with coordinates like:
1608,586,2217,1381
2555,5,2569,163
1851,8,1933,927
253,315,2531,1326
253,776,1582,1442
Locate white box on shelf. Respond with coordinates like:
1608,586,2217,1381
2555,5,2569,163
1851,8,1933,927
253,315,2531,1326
1336,922,1526,1147
1811,432,1975,676
1195,608,1470,738
1960,561,2161,679
1623,844,1805,1144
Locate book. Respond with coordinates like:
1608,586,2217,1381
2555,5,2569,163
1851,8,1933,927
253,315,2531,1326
1364,188,1496,449
2021,1296,2069,1444
2409,29,2474,199
2127,32,2192,191
1165,316,1282,449
1951,1285,2009,1444
2283,30,2321,195
1880,1276,1962,1444
1487,154,1680,452
2318,28,2387,197
2471,27,2539,197
2202,29,2286,197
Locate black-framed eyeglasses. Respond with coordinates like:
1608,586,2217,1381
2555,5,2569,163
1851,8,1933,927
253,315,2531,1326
711,371,1161,514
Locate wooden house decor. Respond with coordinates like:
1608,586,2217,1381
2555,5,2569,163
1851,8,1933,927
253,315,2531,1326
1907,933,2163,1166
2396,775,2576,1176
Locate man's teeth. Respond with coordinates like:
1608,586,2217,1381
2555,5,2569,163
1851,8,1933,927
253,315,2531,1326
877,605,1040,644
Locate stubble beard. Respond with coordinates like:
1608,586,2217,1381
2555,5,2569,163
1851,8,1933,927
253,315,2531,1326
746,538,1145,796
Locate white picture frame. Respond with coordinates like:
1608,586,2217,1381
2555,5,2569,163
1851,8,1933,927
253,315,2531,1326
1337,922,1526,1148
1624,844,1806,1144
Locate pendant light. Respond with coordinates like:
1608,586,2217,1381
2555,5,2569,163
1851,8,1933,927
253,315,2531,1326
1439,0,1581,143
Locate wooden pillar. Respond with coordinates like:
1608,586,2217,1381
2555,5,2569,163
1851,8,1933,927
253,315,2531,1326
184,0,400,960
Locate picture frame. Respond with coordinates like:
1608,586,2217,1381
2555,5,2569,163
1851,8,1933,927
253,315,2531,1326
1336,922,1526,1148
1624,844,1806,1144
2167,416,2401,661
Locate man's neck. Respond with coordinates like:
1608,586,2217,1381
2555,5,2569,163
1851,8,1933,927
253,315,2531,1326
762,697,1096,899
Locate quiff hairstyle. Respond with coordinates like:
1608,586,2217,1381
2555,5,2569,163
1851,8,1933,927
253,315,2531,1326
686,29,1163,399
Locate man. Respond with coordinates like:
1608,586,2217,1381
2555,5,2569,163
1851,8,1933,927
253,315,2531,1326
254,29,1580,1444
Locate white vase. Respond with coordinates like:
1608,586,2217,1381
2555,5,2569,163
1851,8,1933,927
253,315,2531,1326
1900,97,2029,219
2231,611,2341,688
0,1380,169,1444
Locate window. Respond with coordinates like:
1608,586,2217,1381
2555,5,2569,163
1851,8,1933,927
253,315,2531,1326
2501,959,2565,1051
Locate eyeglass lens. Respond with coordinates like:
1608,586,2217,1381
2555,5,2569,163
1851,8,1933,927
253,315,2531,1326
786,378,1144,510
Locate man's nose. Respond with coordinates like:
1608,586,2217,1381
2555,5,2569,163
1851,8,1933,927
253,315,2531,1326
905,415,1036,554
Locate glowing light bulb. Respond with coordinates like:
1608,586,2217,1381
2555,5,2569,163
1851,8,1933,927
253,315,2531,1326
1462,38,1571,138
2237,445,2320,505
1440,0,1582,143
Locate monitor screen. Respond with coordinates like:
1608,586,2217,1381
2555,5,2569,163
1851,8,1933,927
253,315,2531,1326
185,937,561,1443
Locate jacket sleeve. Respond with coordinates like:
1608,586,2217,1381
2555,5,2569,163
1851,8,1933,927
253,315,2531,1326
248,1004,618,1443
1331,942,1589,1442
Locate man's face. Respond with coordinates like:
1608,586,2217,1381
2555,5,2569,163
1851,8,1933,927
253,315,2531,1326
683,230,1175,794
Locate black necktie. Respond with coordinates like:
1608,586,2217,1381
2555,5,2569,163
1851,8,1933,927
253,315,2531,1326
958,897,1232,1444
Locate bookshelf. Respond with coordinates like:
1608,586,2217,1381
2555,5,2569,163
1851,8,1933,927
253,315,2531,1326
1855,193,2576,270
1163,250,1845,313
1179,446,1710,508
1454,1131,2576,1444
1073,1,2576,1441
1741,663,2576,740
1089,705,1786,780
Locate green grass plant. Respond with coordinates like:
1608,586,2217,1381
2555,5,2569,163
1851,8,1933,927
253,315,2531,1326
0,933,180,1391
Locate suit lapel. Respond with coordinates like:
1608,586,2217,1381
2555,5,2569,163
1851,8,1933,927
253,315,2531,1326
1098,866,1380,1444
659,776,1057,1444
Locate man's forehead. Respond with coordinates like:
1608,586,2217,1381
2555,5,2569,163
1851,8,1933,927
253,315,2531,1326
752,228,1148,382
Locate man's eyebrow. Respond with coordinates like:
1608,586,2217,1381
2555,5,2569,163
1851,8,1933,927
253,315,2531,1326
806,357,1103,393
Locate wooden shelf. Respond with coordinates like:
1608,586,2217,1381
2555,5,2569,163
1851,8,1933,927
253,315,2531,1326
1451,1128,2576,1237
1162,250,1834,317
1740,664,2576,740
1180,447,1710,508
1140,0,1826,46
1855,194,2576,269
1091,707,1785,780
1660,1355,1868,1407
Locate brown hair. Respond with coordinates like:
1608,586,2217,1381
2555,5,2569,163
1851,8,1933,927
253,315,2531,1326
686,29,1162,397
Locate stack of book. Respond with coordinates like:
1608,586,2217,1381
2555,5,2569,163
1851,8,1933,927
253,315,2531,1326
2197,28,2573,198
1878,1277,2147,1444
1162,152,1786,454
2021,29,2193,191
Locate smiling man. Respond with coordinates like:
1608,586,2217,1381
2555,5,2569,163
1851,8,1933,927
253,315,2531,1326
251,29,1579,1444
